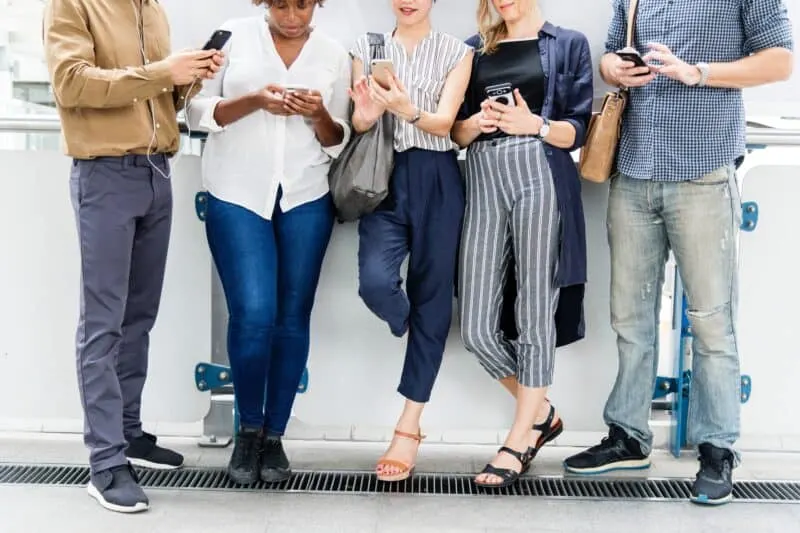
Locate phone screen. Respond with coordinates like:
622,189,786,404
203,30,232,51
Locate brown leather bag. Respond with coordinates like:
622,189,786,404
578,0,640,183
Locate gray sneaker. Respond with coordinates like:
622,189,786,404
690,443,734,506
87,463,149,513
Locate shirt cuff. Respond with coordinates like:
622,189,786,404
195,96,225,133
322,117,351,159
143,60,175,92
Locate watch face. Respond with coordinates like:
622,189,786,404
540,124,550,137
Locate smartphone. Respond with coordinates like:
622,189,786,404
615,47,650,75
485,83,516,107
370,59,395,89
284,84,311,93
202,29,232,51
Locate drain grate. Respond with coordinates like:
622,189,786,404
2,463,800,503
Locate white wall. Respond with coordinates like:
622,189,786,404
161,0,800,114
0,152,212,435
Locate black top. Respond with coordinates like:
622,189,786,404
464,38,546,142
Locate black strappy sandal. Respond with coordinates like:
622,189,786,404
474,446,533,489
528,403,564,461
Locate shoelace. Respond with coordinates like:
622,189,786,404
699,455,730,478
234,433,260,464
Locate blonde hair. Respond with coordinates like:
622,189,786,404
477,0,538,54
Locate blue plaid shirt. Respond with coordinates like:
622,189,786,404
607,0,794,181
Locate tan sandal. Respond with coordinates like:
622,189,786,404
376,429,425,482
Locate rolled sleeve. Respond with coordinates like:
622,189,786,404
563,38,594,152
742,0,794,54
187,95,225,133
604,0,627,53
322,51,353,159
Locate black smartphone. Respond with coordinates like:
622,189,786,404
615,49,650,76
485,82,516,107
202,29,232,51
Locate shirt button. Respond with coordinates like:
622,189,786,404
133,98,138,103
156,123,161,129
162,88,168,93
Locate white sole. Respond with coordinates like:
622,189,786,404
87,482,149,514
127,457,184,471
564,458,651,475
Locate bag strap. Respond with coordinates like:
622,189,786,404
625,0,640,49
366,32,386,73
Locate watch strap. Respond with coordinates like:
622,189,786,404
696,62,710,87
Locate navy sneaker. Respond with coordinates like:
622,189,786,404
87,463,149,513
691,443,734,505
563,425,650,475
125,432,184,470
260,435,291,483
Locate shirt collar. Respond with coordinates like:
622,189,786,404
540,21,557,38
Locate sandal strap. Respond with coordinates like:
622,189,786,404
480,463,519,481
497,446,527,464
394,429,425,441
377,458,411,471
533,404,556,433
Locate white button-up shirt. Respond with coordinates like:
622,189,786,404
186,16,352,220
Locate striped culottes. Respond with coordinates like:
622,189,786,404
458,136,560,389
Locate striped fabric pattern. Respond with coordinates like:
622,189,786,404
351,31,470,153
458,136,561,388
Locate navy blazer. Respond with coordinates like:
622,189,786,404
459,22,594,347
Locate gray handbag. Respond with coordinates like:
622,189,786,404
328,32,395,222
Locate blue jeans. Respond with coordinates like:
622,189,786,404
604,166,742,458
205,192,334,434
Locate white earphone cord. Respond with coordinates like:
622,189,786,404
133,0,198,180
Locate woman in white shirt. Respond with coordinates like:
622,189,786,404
186,0,351,486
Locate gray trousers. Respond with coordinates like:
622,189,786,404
69,154,172,473
458,136,560,389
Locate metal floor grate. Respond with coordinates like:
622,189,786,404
2,463,800,503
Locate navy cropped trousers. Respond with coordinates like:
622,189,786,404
357,148,465,403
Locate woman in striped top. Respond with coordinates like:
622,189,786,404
349,0,472,483
452,0,593,488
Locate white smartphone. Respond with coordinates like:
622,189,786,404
370,59,395,89
284,84,311,93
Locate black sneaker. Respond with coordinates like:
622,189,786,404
563,425,650,474
87,463,149,513
125,432,184,470
228,428,263,485
260,435,291,483
691,443,734,505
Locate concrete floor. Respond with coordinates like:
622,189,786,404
2,432,800,533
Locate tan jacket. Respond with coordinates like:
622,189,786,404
43,0,196,158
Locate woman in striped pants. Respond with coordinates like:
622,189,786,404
452,0,594,488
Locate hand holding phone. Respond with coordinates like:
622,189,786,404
612,47,655,87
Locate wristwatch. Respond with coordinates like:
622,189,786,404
536,117,551,140
695,62,710,87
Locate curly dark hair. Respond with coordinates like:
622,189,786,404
252,0,326,6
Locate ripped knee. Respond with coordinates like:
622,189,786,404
687,303,736,354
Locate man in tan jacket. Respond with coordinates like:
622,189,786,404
43,0,222,513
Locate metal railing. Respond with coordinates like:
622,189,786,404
0,115,204,138
2,115,800,146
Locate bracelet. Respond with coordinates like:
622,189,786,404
407,107,422,124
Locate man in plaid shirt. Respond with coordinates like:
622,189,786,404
565,0,794,506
